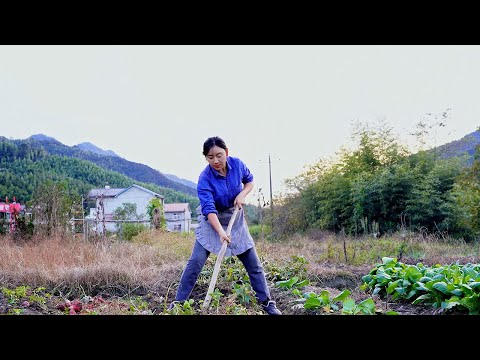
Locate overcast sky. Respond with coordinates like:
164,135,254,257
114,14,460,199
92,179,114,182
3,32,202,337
1,45,479,204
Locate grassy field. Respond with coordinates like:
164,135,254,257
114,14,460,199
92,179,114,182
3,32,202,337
1,229,479,315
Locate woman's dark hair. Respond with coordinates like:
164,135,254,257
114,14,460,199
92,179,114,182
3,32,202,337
203,136,227,156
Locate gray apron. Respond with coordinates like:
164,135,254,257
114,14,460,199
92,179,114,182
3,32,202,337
195,206,254,256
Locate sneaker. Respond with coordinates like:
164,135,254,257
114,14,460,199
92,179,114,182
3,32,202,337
262,300,282,315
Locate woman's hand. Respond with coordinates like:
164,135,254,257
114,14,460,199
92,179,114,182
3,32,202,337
234,193,246,209
207,213,231,244
234,182,253,209
218,230,231,244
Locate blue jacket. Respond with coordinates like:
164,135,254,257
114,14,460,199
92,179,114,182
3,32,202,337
197,156,253,216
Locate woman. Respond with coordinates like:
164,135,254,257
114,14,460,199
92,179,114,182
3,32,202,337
169,136,281,315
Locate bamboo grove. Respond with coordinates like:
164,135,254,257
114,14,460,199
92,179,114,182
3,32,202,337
272,122,480,241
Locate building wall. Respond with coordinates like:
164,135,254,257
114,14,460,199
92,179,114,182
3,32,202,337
165,210,192,232
103,187,158,219
93,187,164,233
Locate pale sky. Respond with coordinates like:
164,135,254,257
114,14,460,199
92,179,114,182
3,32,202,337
1,45,479,204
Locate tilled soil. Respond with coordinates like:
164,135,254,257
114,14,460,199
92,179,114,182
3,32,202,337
0,274,443,316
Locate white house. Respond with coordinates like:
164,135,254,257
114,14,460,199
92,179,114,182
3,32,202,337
164,203,192,232
87,184,164,233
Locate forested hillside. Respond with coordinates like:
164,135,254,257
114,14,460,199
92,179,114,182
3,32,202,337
3,126,480,240
18,135,197,197
75,141,120,158
434,130,480,164
0,138,199,210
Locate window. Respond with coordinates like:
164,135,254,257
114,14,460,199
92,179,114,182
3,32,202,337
173,224,182,232
173,213,179,220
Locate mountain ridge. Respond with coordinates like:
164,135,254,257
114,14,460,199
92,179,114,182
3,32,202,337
433,129,480,164
8,129,480,201
74,142,120,158
16,134,197,197
162,173,197,189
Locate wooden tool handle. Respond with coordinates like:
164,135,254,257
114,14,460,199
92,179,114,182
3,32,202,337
203,205,240,309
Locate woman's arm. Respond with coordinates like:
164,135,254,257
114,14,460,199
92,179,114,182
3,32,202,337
234,181,254,209
207,213,230,244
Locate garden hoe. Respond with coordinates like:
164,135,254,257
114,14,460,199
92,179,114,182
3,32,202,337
203,205,240,310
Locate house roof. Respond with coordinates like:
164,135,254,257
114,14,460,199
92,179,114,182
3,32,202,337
87,188,125,198
88,184,164,199
116,184,164,199
164,203,190,213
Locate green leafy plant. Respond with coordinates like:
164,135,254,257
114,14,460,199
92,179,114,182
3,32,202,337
7,308,25,315
224,256,249,283
341,298,376,315
294,288,381,315
209,288,224,310
225,303,249,315
232,281,254,305
128,296,151,314
264,255,309,282
28,287,51,305
361,257,480,314
167,299,196,315
276,276,310,290
1,285,29,304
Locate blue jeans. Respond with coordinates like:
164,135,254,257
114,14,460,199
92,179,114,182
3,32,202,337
175,240,271,303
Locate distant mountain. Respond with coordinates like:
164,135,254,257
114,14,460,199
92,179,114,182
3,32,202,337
162,173,197,190
434,130,480,165
74,141,197,189
28,134,62,145
17,134,197,197
0,137,199,209
75,142,120,158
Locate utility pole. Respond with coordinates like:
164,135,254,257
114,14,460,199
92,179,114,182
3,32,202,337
101,196,106,239
259,153,279,229
259,154,277,210
82,195,86,241
268,153,273,213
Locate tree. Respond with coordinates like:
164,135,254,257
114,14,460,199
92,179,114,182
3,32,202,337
113,202,146,240
29,180,78,237
113,202,141,221
270,119,464,237
446,144,480,240
146,198,166,230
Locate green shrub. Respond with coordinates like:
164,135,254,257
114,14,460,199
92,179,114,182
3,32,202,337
249,224,272,239
120,223,147,241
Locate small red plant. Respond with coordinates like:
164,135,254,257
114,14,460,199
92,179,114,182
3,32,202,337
56,298,83,314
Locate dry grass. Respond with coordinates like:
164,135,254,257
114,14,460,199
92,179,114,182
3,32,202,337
1,229,479,310
261,232,480,265
255,232,480,285
256,233,333,264
399,235,480,265
132,228,195,261
0,230,195,297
